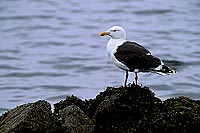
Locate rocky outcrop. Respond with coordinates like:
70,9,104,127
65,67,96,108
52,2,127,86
0,100,56,133
1,84,200,132
58,105,94,133
54,84,200,132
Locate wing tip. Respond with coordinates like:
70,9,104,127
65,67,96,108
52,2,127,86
152,65,178,75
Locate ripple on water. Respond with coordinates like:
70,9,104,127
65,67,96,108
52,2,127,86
162,60,186,71
0,0,200,115
37,85,81,91
0,72,67,78
0,55,21,61
0,15,54,21
134,9,174,15
0,65,21,70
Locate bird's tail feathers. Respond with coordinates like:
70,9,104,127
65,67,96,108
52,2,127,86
151,65,177,75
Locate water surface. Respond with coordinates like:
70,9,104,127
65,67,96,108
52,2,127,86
0,0,200,114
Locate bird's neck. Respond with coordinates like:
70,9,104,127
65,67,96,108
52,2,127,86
107,38,125,57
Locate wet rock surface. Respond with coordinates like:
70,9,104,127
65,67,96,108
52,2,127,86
1,84,200,132
58,105,94,133
0,100,56,133
54,84,200,132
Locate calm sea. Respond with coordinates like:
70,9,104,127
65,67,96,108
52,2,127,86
0,0,199,114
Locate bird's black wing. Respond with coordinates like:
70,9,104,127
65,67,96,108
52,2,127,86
114,41,162,72
124,41,151,55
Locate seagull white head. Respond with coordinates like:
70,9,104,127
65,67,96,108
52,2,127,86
100,26,126,40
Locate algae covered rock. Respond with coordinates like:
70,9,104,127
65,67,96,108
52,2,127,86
58,105,94,133
147,96,200,132
0,100,56,133
54,95,86,115
93,84,162,132
54,84,200,132
0,84,199,132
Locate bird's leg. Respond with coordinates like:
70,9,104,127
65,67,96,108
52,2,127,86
124,71,129,87
135,72,138,85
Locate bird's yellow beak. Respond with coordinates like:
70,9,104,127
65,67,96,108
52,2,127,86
99,31,110,36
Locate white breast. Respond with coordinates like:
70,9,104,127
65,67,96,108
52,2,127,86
106,39,130,71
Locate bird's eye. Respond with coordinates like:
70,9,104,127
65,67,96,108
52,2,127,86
113,30,117,32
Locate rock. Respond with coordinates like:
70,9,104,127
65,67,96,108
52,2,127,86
54,84,200,132
54,95,86,115
145,96,200,132
1,84,200,132
93,84,162,132
58,105,94,133
0,100,56,133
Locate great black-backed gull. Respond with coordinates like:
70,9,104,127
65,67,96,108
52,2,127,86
100,26,177,86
